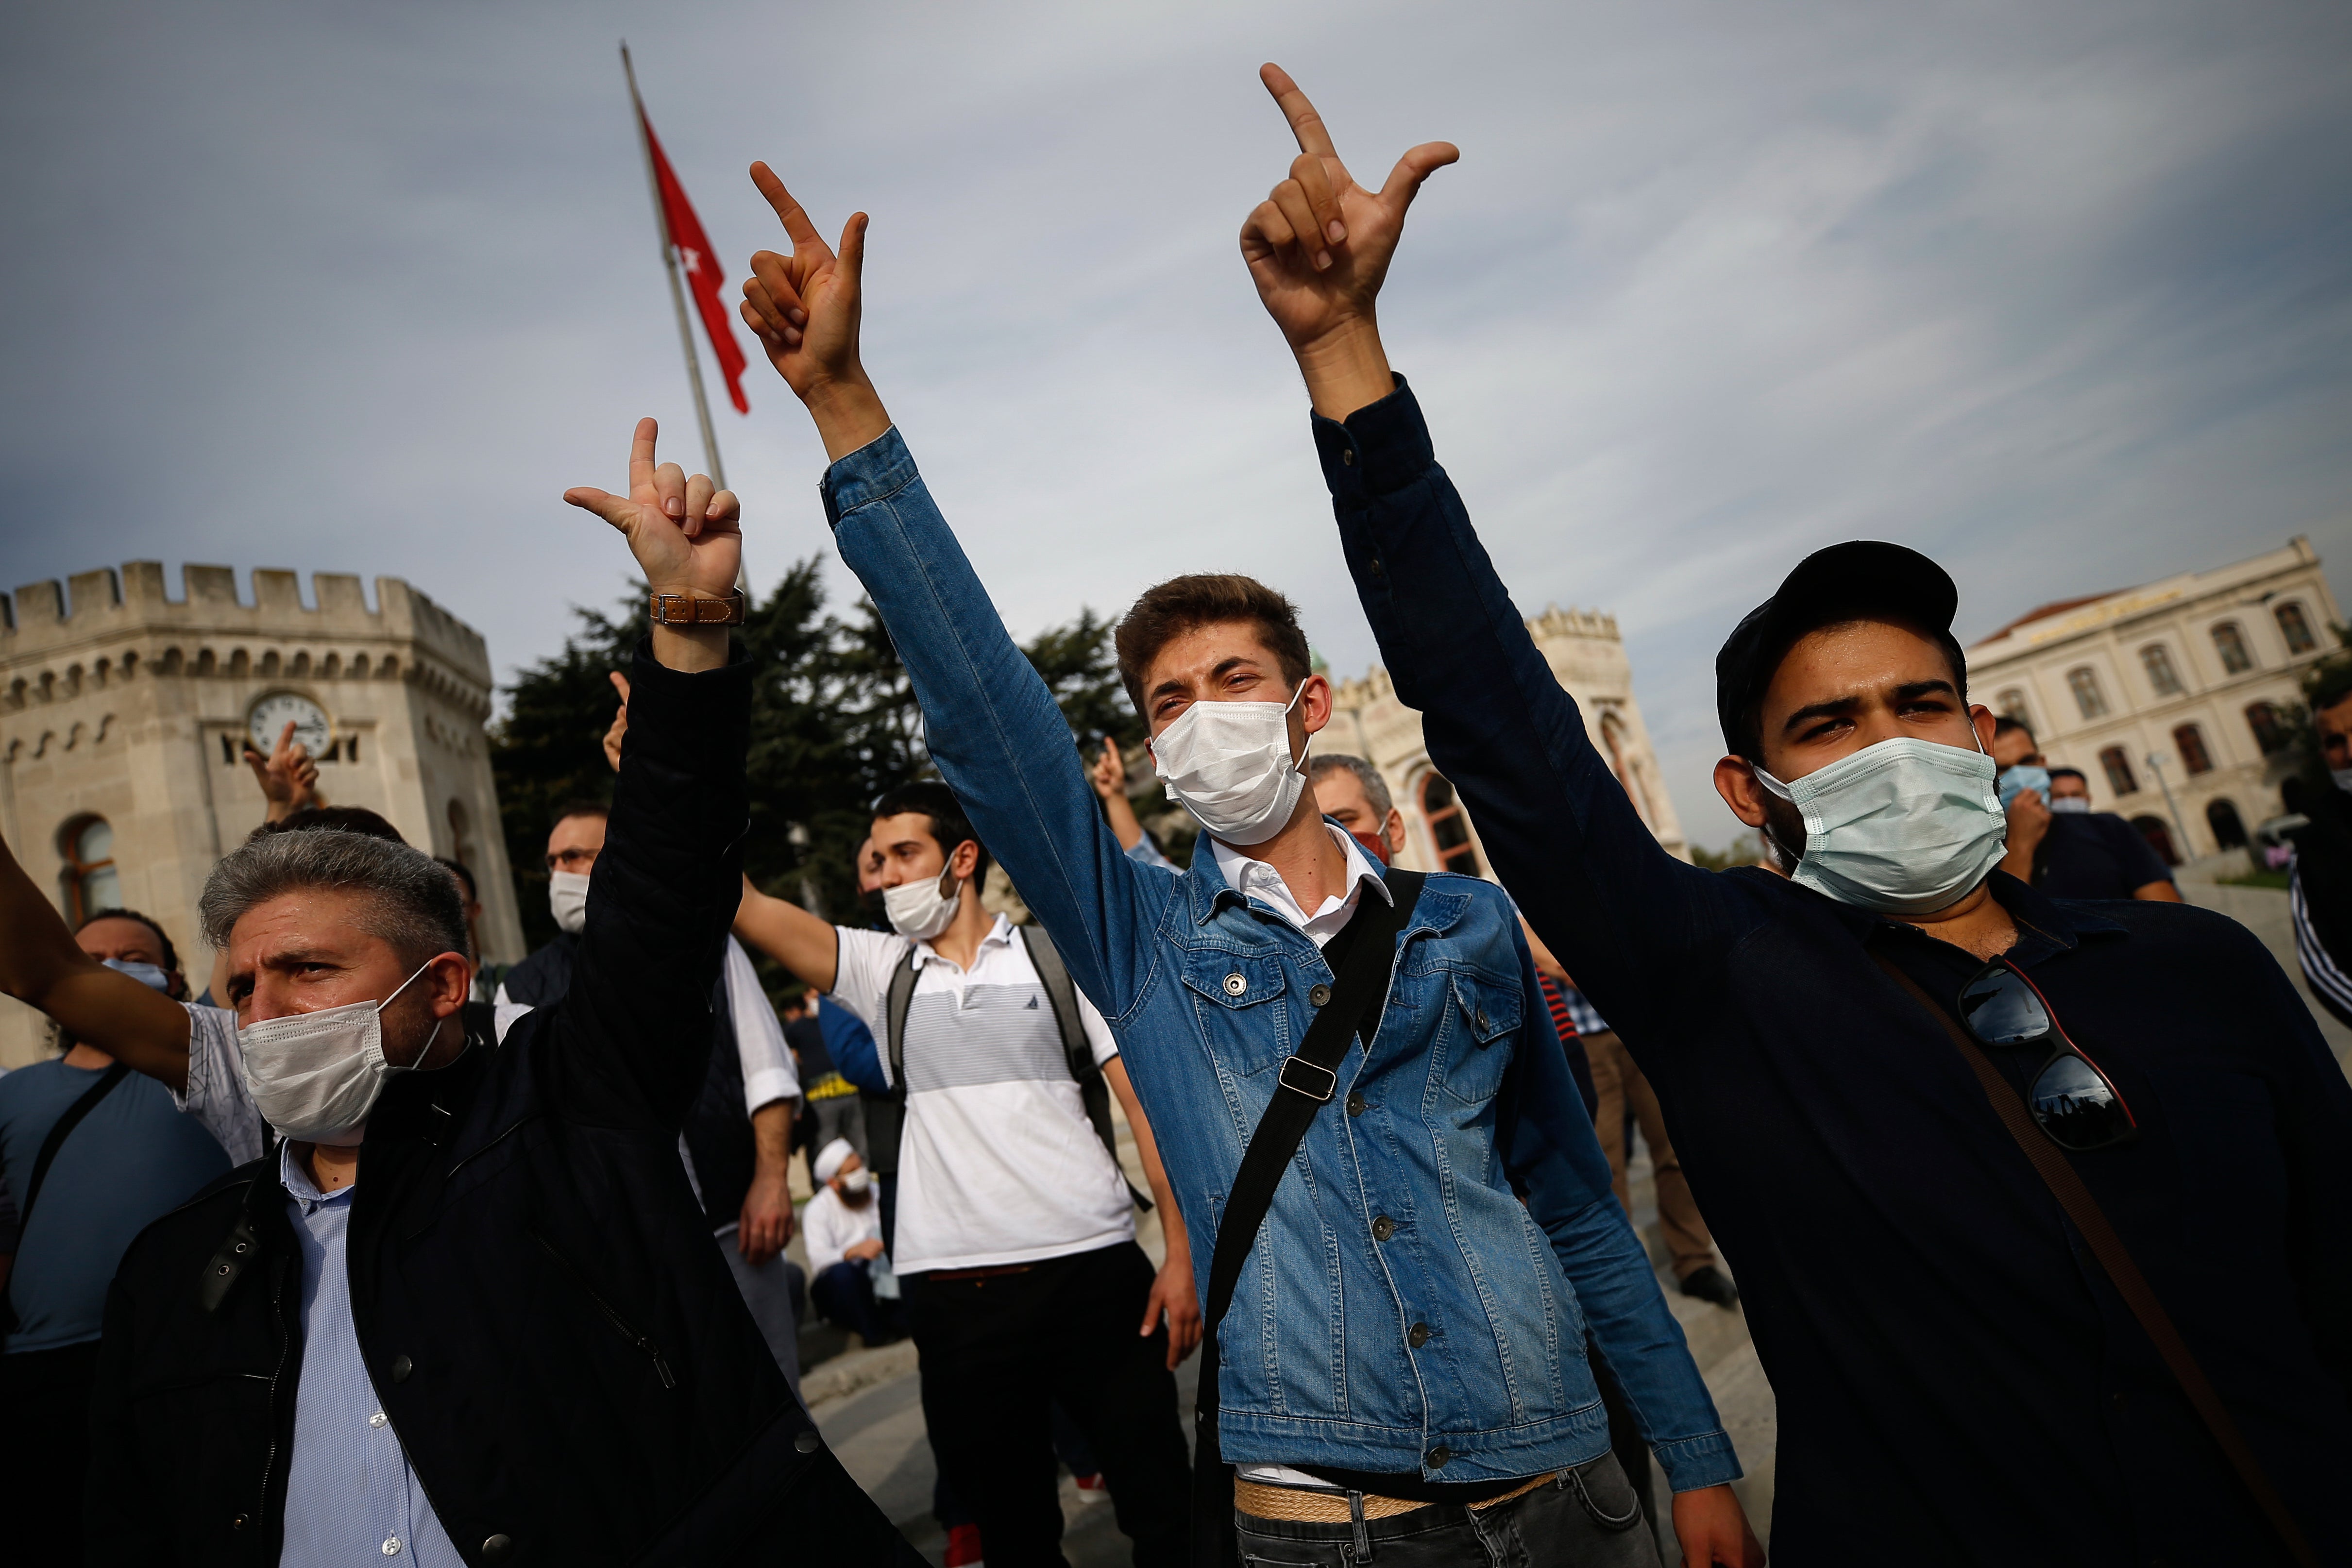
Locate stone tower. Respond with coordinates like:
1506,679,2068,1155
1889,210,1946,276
1320,604,1689,875
0,562,525,1067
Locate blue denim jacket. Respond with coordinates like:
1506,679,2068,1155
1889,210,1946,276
820,428,1737,1490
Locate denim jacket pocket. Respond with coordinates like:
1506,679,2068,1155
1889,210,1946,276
1182,952,1294,1078
1440,972,1520,1105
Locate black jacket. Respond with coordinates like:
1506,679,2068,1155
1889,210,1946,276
87,644,915,1567
501,933,756,1231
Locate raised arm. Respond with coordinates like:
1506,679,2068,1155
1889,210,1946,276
548,418,750,1128
1239,65,1753,1046
0,833,193,1089
735,164,1170,1019
733,876,841,995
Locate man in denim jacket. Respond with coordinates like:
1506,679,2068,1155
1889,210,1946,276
728,143,1762,1563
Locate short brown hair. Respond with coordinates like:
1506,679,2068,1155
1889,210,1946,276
1114,574,1312,714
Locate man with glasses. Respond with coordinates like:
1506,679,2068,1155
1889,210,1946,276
1225,62,2352,1564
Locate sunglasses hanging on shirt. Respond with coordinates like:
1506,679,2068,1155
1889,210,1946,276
1955,961,2137,1152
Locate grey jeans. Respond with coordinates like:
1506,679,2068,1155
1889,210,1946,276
1232,1454,1658,1568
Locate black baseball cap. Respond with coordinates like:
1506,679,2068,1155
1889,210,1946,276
1714,541,1961,756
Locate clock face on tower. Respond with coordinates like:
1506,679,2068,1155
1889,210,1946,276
247,692,331,759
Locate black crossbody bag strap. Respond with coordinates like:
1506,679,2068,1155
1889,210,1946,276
1869,952,2318,1568
1190,871,1423,1568
1,1062,130,1334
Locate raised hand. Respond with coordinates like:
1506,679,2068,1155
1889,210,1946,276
1090,734,1128,802
740,163,892,461
601,672,631,773
1240,63,1458,418
562,418,740,672
244,720,322,823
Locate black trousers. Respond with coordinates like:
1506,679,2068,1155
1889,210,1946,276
907,1242,1191,1567
0,1340,102,1565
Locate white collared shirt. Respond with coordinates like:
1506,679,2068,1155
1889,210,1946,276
829,914,1128,1274
1210,823,1393,948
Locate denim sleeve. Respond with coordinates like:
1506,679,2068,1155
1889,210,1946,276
1498,921,1741,1491
817,999,890,1096
822,428,1174,1022
1313,381,1762,1048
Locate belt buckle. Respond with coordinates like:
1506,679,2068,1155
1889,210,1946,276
1278,1056,1337,1102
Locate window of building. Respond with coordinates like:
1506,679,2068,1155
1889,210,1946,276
2132,815,2180,867
2068,668,2108,720
2275,602,2317,655
1419,773,1483,877
2139,645,2183,697
60,816,120,925
2206,799,2246,849
2212,622,2253,674
2171,724,2212,775
1997,690,2031,725
2098,746,2138,798
2246,701,2289,755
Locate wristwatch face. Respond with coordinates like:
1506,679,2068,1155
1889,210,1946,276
248,692,330,757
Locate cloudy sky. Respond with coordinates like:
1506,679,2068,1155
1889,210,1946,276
4,0,2348,850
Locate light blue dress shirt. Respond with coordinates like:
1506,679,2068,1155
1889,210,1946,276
278,1143,462,1567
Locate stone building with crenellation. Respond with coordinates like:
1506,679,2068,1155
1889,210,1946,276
0,561,525,1067
1317,603,1690,876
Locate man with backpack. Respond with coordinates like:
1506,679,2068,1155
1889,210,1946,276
732,780,1200,1567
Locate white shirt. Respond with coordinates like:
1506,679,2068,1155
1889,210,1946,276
800,1182,884,1276
176,1003,269,1166
829,914,1129,1274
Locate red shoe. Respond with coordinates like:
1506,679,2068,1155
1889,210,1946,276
1073,1471,1109,1504
944,1523,985,1567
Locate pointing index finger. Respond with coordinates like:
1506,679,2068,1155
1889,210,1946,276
750,161,825,250
1260,62,1337,158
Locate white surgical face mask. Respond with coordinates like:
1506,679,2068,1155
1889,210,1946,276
548,870,591,935
102,958,172,993
884,864,963,941
838,1167,872,1197
1997,764,2051,811
2048,796,2092,815
237,961,436,1146
1151,684,1309,848
2333,767,2352,796
1754,735,2008,916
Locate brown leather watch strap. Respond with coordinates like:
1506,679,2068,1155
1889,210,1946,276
648,590,745,626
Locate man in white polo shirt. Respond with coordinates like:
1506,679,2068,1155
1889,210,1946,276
734,780,1198,1567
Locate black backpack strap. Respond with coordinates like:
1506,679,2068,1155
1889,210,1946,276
2,1062,130,1332
865,951,921,1179
1021,925,1152,1212
1190,870,1424,1568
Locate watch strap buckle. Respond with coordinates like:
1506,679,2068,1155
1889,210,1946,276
649,590,745,626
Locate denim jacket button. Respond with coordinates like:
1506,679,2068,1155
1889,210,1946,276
1223,972,1248,997
1371,1215,1396,1242
1408,1322,1431,1349
1346,1092,1367,1116
1426,1445,1451,1468
1309,983,1333,1007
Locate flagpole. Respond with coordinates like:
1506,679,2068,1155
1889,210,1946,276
621,42,727,493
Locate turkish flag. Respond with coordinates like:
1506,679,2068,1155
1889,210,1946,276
639,110,750,414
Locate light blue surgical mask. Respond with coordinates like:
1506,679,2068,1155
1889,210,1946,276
1754,736,2009,916
102,958,171,993
2048,797,2092,815
1997,765,2051,811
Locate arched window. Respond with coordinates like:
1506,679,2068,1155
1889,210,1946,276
2246,702,2289,755
2275,602,2317,655
1997,690,2031,725
2205,799,2246,849
2139,645,2183,697
2212,623,2253,674
1419,773,1482,877
2171,724,2212,775
2131,815,2180,867
2068,668,2109,720
59,816,120,924
2098,746,2138,798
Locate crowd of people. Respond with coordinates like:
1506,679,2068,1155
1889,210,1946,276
1,59,2347,1568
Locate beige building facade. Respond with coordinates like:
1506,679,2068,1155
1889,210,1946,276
1319,604,1690,875
1968,537,2340,865
0,561,525,1067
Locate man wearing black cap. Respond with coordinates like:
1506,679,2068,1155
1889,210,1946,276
1235,66,2352,1564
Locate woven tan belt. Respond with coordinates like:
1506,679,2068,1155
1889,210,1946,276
1233,1470,1555,1524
